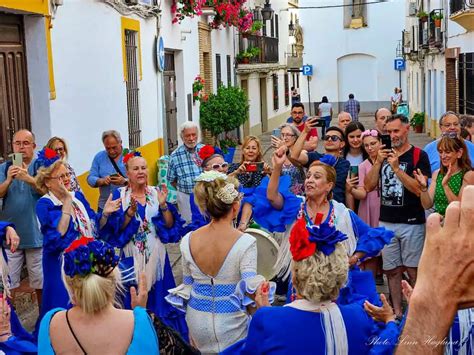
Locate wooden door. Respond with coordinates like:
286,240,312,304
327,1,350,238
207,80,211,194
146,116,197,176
0,14,30,161
164,52,178,153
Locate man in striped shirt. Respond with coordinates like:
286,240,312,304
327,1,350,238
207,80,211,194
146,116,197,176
167,121,203,223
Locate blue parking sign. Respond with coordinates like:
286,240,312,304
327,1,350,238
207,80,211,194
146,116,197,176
394,58,405,71
302,65,313,76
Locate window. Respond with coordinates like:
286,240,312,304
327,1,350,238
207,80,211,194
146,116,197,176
121,17,143,149
284,73,289,106
124,29,141,149
343,0,367,28
216,54,222,88
459,52,474,114
275,14,279,39
270,16,275,37
226,55,232,86
272,74,279,110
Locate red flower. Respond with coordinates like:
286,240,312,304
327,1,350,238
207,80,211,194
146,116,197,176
65,236,94,253
123,152,135,164
44,148,58,159
289,217,316,261
198,145,215,161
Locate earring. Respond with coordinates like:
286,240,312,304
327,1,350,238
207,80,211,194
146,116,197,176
291,287,297,302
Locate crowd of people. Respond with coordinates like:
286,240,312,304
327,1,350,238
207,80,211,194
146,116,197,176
0,104,472,354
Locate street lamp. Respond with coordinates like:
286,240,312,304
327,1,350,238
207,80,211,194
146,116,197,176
288,20,295,36
261,0,274,21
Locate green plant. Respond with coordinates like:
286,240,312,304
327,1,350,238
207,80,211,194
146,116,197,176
219,136,238,153
200,85,249,136
410,112,425,127
431,12,443,20
247,46,261,57
251,20,263,32
416,10,428,18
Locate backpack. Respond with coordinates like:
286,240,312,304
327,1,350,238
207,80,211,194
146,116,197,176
413,146,421,168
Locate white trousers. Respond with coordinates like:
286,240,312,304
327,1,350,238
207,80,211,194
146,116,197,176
176,191,192,224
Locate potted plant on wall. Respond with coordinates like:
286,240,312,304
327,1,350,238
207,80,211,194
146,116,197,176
431,12,443,27
200,85,249,161
417,10,428,22
410,112,425,133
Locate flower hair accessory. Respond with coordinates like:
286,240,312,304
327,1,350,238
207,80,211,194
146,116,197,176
198,145,224,163
319,154,337,167
289,217,347,261
37,147,60,168
122,149,142,164
216,183,239,204
63,236,119,278
195,170,227,182
361,129,379,139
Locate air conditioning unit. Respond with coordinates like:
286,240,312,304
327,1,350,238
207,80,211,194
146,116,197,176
408,2,417,16
125,0,138,5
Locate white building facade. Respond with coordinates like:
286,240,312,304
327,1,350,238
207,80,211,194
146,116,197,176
298,0,406,116
404,0,474,137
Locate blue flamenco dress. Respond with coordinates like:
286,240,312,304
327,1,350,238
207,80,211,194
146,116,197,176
0,222,37,354
36,191,104,321
104,187,188,340
223,301,399,354
252,176,394,305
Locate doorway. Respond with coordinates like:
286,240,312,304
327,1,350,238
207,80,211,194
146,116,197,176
0,14,31,161
164,52,178,153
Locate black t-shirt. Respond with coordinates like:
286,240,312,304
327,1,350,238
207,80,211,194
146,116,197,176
306,152,350,205
379,146,431,224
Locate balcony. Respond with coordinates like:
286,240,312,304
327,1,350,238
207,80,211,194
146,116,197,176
417,12,444,52
238,35,279,65
450,0,474,30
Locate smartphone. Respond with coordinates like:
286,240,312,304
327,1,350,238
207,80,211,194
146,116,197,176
350,165,359,179
9,153,23,167
245,162,264,173
110,173,120,178
272,128,281,137
380,134,392,150
310,118,326,128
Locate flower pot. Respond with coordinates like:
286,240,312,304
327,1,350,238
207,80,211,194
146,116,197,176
242,32,250,38
223,147,236,163
241,57,250,64
415,124,423,133
420,16,428,23
434,19,441,27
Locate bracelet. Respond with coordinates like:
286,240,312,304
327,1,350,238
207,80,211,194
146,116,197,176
62,211,72,217
159,204,169,212
420,186,428,192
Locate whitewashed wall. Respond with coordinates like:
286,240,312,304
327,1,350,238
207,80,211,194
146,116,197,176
299,0,406,114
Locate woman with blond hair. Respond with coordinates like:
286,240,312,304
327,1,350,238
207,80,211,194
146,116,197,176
35,148,120,320
103,151,188,338
46,136,81,192
414,136,474,216
166,171,274,353
38,237,158,354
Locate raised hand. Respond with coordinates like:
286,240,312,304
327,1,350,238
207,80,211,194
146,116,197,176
103,194,121,215
130,272,148,309
255,281,271,308
413,168,427,188
128,196,138,217
157,184,168,205
272,147,287,168
441,163,453,187
364,294,396,324
271,136,283,149
346,174,359,193
387,151,400,172
55,183,72,202
401,280,413,304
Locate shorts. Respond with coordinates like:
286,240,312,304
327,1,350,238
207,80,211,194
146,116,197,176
380,222,425,271
6,248,43,289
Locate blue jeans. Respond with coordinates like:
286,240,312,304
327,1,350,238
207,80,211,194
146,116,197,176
321,116,331,128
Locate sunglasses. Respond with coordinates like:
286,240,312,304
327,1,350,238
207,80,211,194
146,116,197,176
211,163,229,170
322,135,342,142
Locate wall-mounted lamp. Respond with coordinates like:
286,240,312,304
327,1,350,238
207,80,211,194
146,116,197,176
261,0,274,21
288,20,295,36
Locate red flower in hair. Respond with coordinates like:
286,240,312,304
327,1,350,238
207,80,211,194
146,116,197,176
123,152,135,164
44,148,58,159
198,145,215,161
65,236,94,253
289,217,316,261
